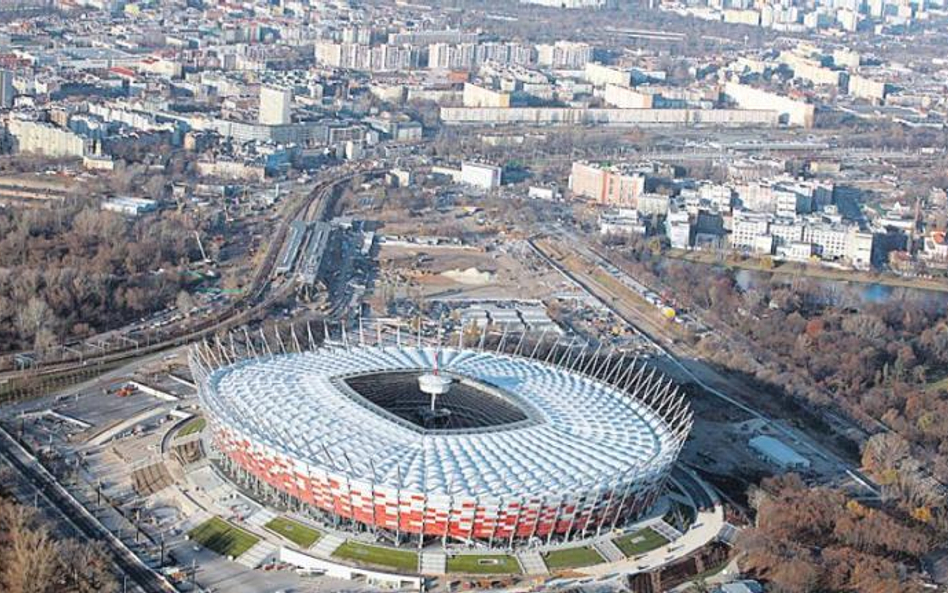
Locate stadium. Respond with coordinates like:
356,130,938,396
190,326,692,548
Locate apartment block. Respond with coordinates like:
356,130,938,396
569,161,646,207
462,83,511,108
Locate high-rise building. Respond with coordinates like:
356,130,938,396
259,85,292,126
569,161,646,207
0,70,14,109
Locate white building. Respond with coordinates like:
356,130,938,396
724,81,815,128
666,210,692,249
101,196,158,216
6,118,89,158
460,162,502,190
731,211,772,252
636,193,670,216
604,84,653,109
528,186,558,200
600,208,647,235
259,86,292,126
584,63,631,88
749,435,810,470
536,41,593,69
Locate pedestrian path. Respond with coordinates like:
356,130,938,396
310,533,345,558
245,507,277,529
651,519,683,541
594,539,626,562
236,540,278,568
518,550,548,575
419,551,446,575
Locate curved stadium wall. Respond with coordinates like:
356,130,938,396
190,335,692,546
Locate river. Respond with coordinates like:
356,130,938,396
733,268,948,311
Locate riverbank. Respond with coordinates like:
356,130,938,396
666,249,948,294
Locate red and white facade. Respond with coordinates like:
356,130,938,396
192,340,691,546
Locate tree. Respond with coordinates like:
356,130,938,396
176,290,195,317
0,501,59,593
15,297,50,340
0,499,117,593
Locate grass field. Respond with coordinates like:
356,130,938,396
543,547,605,570
332,541,418,572
188,517,259,558
614,527,669,557
176,417,206,438
446,554,522,574
264,516,321,548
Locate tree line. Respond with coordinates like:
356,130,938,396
738,474,933,593
0,199,200,355
0,491,117,592
608,235,948,528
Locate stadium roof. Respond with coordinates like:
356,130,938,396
201,345,680,499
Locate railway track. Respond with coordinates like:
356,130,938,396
0,429,175,593
0,166,384,387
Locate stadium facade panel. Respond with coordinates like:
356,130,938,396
192,341,691,546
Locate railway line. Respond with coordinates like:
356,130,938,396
0,165,384,389
0,427,175,593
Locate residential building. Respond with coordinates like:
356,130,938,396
600,208,648,235
535,41,593,69
569,161,646,207
724,81,816,127
584,63,632,87
460,162,502,190
259,85,292,125
462,83,511,108
666,210,692,249
604,84,654,109
0,70,14,109
6,118,89,158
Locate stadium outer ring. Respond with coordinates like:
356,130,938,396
189,332,692,548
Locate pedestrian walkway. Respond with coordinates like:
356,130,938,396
594,539,626,563
236,540,278,568
245,507,277,529
518,550,548,575
419,551,446,575
578,469,725,578
310,533,345,558
651,519,683,541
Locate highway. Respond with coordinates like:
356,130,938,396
0,427,176,593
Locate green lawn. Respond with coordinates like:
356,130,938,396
188,517,259,558
265,516,321,548
176,417,206,438
446,554,522,575
543,546,605,570
614,527,669,557
332,541,418,572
